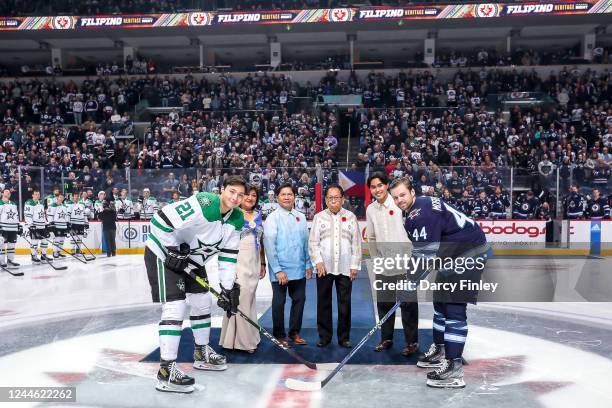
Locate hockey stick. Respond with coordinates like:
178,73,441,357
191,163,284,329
184,258,317,370
42,235,88,264
0,262,24,276
21,234,68,271
285,267,433,391
68,230,96,261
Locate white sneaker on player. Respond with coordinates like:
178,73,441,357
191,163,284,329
193,344,227,371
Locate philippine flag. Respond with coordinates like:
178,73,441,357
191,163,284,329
338,170,365,196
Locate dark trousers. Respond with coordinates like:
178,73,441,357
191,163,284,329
376,274,419,345
103,228,116,256
271,278,306,338
317,274,352,343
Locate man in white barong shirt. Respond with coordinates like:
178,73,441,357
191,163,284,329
309,184,362,348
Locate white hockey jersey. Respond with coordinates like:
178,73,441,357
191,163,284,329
24,199,47,230
146,192,243,289
261,199,278,219
138,196,159,220
46,194,57,208
84,198,95,219
94,200,105,215
115,198,134,220
47,203,70,229
70,200,90,226
0,200,19,231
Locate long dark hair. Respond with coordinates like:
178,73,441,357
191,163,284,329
241,184,260,212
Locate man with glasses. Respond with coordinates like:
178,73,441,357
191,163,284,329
309,184,361,348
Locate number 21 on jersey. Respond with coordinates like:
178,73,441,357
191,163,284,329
176,202,195,220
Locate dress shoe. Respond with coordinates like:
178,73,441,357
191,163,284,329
317,339,331,348
339,340,352,348
374,340,393,352
289,334,307,346
401,343,419,357
274,337,289,347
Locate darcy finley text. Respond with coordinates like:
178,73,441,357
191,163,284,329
373,279,499,293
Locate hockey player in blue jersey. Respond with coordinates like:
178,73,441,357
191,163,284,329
389,177,489,389
586,189,610,220
563,184,586,219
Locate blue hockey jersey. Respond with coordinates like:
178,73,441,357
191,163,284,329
403,196,487,259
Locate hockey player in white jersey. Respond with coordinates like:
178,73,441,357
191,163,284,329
47,193,70,258
83,191,95,220
24,190,51,263
115,188,134,220
94,191,107,216
136,188,159,220
0,189,21,268
261,190,278,219
45,187,60,208
144,175,246,394
69,192,91,256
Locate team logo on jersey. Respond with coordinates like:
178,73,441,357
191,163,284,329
176,278,185,292
474,3,500,18
328,8,352,22
408,208,421,219
521,203,529,211
191,238,222,263
52,16,75,30
5,209,16,220
592,204,600,212
188,12,211,26
197,196,212,207
250,174,261,184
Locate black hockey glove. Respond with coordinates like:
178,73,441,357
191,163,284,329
17,224,23,235
163,243,191,273
42,228,50,239
134,212,140,220
84,224,89,230
217,282,240,317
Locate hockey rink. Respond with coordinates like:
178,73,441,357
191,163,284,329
1,254,612,408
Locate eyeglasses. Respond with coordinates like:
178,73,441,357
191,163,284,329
326,196,343,201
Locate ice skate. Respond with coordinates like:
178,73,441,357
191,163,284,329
193,344,227,371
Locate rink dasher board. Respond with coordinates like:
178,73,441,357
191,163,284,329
10,220,612,256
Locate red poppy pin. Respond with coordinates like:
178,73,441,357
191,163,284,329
389,210,394,216
341,216,347,222
295,216,300,222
